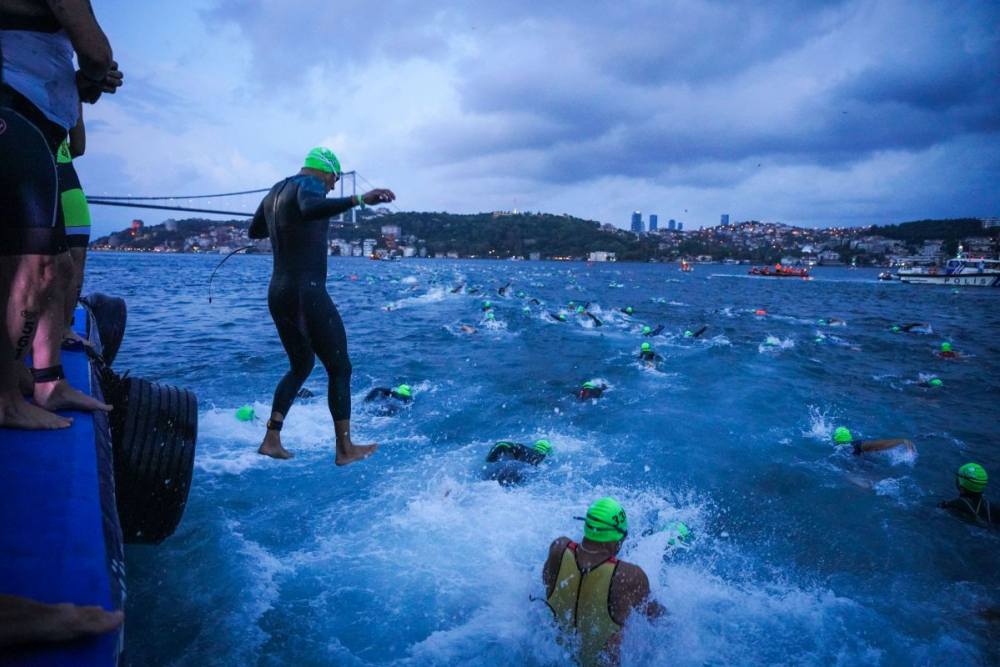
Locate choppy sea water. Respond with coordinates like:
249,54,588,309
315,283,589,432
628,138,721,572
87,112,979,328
84,254,999,666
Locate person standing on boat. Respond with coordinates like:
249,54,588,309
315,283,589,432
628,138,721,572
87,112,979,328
0,0,122,429
248,147,395,463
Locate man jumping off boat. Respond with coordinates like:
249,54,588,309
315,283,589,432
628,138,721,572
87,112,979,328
249,147,395,463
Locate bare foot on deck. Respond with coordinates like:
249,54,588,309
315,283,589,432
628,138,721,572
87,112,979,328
34,380,112,413
258,431,294,460
335,442,378,466
0,594,123,648
0,392,73,430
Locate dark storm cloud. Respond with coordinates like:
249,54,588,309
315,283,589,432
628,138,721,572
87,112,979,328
205,0,1000,191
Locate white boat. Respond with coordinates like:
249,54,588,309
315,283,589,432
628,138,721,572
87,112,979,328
897,255,1000,287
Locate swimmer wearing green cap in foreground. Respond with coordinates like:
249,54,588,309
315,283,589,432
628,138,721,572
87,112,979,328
249,147,395,463
832,427,915,456
576,381,607,400
938,463,995,527
482,439,552,486
543,498,665,667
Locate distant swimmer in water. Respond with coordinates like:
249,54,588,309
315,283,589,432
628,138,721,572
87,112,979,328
833,427,915,456
939,463,995,527
891,322,931,333
249,146,394,463
450,283,465,294
917,377,943,388
459,324,477,335
641,324,664,337
938,342,959,359
482,300,494,312
621,306,634,316
576,381,607,400
543,498,664,667
683,325,708,339
530,297,542,305
498,282,511,296
549,312,568,323
482,439,551,486
638,342,662,365
364,384,413,415
573,305,603,327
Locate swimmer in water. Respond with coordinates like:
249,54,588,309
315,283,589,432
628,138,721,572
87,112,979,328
833,427,915,456
576,381,607,400
459,324,477,335
498,282,511,297
891,322,931,333
641,324,664,337
938,342,959,359
543,498,664,667
917,377,943,388
684,325,708,339
450,283,465,294
482,439,551,486
249,146,393,463
364,384,413,416
938,463,995,527
638,342,662,365
621,306,634,316
818,318,846,326
482,300,494,312
549,312,568,323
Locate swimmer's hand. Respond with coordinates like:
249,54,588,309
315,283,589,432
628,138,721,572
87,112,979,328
362,189,396,205
97,61,124,94
75,61,123,103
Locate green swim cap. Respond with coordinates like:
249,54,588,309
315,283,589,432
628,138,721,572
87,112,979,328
533,439,552,455
576,305,585,314
833,427,853,445
558,314,567,321
582,381,596,389
642,325,652,334
303,147,341,174
818,319,827,325
815,336,824,343
394,384,412,398
235,405,255,422
486,311,495,320
684,330,693,337
583,497,628,542
641,342,651,352
625,306,634,314
517,291,525,297
956,462,987,493
484,300,492,308
929,378,943,387
891,326,900,333
941,342,952,353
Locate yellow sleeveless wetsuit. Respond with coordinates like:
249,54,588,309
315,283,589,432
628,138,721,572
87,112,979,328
546,541,622,667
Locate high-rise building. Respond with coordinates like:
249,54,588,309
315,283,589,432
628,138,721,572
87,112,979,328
630,211,643,233
721,214,729,226
668,219,676,231
677,222,684,231
649,214,658,231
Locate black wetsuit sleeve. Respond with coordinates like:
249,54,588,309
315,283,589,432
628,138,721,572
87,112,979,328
248,200,267,239
296,179,356,221
365,388,391,402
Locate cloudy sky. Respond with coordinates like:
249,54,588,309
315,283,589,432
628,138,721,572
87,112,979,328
80,0,999,235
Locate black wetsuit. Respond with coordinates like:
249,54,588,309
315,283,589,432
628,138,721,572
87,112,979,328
939,495,996,527
585,312,603,327
689,325,708,338
549,312,567,322
644,325,665,336
577,385,606,400
0,14,69,255
483,442,547,486
249,174,357,422
639,351,662,363
364,387,412,416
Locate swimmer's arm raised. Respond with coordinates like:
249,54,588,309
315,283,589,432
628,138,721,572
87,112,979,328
297,187,356,222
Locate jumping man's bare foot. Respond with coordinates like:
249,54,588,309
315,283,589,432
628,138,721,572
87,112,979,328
258,430,294,460
0,392,73,430
335,442,378,466
34,380,112,413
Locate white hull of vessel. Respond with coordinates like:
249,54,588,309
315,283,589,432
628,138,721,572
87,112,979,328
897,273,1000,287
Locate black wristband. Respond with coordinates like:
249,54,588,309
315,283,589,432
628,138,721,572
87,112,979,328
32,365,65,383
